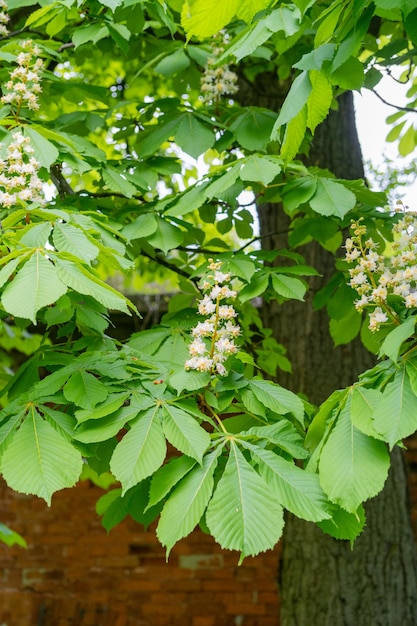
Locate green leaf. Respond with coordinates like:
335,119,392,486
239,272,269,303
123,214,158,240
155,48,190,76
20,223,53,248
243,421,308,459
309,178,356,218
229,108,277,151
0,407,27,454
280,106,307,162
162,404,210,462
1,251,67,323
246,444,331,522
250,379,304,423
54,258,130,314
379,316,415,361
330,57,364,90
329,307,362,346
110,406,166,493
136,118,181,158
175,115,214,159
225,6,300,62
72,23,109,48
240,155,282,186
181,0,239,39
157,448,221,555
271,274,306,301
63,370,108,410
236,0,271,21
350,386,384,439
281,177,317,213
317,504,366,542
23,127,59,169
206,442,284,560
373,364,417,447
0,521,27,548
0,408,83,505
164,182,209,218
319,400,390,512
307,70,333,133
272,71,312,134
148,455,196,509
169,368,211,394
101,167,137,198
52,223,99,263
147,218,184,254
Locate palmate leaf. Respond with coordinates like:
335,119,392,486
0,407,83,505
245,443,331,522
1,251,67,324
319,400,390,512
162,404,210,462
110,406,166,494
206,442,284,561
156,448,221,556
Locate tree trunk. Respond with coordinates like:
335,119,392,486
250,86,417,623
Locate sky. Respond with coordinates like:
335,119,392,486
354,77,417,208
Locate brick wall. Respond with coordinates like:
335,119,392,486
0,479,281,626
2,439,417,626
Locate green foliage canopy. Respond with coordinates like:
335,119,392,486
0,0,416,559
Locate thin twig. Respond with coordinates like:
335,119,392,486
370,88,417,114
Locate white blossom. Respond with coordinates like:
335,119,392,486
345,212,417,331
1,39,44,111
200,32,238,103
185,260,240,376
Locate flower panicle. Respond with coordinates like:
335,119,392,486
0,0,9,37
0,131,44,209
200,31,238,104
345,208,417,332
1,39,44,112
185,260,240,376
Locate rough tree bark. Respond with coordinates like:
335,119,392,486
244,82,417,624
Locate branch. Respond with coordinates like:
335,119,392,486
370,88,417,114
141,251,197,282
49,164,75,198
236,229,292,253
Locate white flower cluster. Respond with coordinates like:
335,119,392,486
185,260,240,376
0,131,43,209
0,0,9,37
345,212,417,332
1,39,43,111
201,32,238,104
